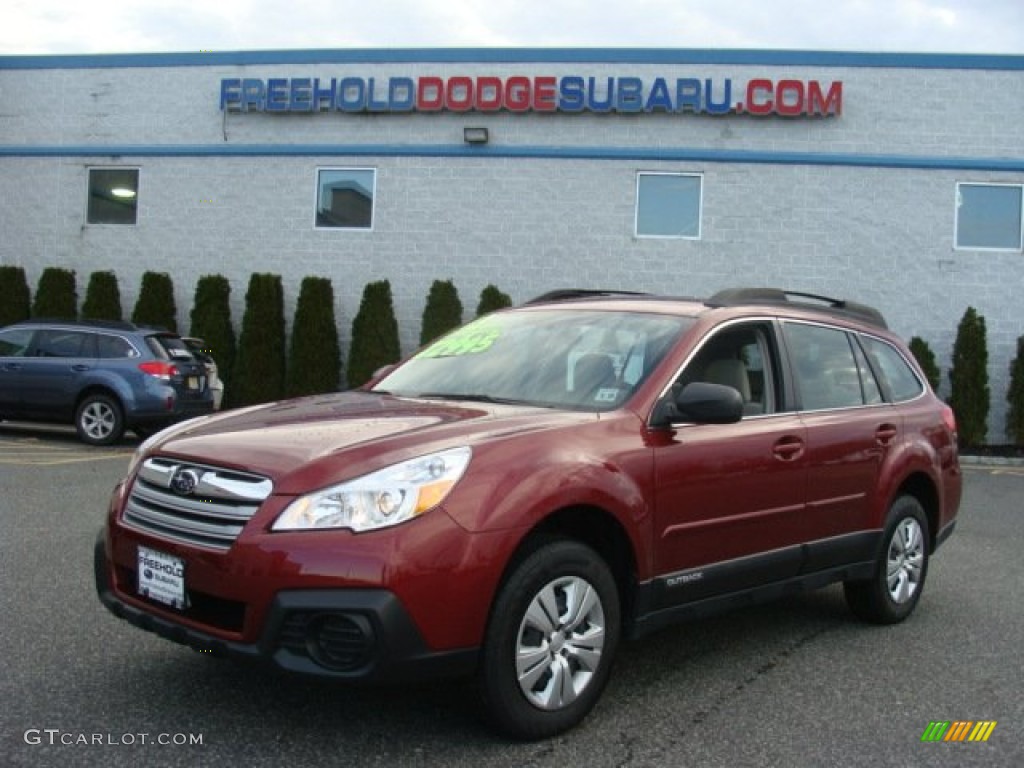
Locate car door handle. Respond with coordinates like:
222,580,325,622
71,364,91,372
772,435,805,461
2,362,22,371
875,424,898,446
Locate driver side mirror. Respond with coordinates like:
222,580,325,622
650,381,744,428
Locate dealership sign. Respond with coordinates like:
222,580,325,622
219,75,842,117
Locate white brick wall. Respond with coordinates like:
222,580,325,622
1,52,1022,439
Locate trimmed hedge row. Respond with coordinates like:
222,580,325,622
0,266,515,405
3,267,1021,445
948,307,990,447
190,275,236,400
0,265,31,326
347,280,401,389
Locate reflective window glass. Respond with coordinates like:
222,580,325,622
635,173,702,238
316,168,375,229
955,183,1023,250
88,168,139,225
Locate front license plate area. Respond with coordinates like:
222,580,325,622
137,546,186,610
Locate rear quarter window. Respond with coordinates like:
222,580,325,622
861,336,925,402
34,330,94,358
146,335,195,361
96,334,139,359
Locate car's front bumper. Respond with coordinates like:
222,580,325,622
94,530,478,682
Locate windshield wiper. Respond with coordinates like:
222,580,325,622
414,392,525,405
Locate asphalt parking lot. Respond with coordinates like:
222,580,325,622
1,424,1021,767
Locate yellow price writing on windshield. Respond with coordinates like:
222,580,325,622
419,325,500,358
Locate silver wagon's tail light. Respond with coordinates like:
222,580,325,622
139,361,179,381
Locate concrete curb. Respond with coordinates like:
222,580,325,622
959,454,1024,468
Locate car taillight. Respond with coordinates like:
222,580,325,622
139,361,179,381
942,404,957,434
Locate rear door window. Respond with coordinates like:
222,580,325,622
784,323,872,411
0,328,35,357
850,338,884,405
33,330,95,358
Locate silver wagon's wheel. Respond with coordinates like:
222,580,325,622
75,393,124,446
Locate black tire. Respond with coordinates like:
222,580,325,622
479,539,621,740
74,393,125,446
844,495,930,624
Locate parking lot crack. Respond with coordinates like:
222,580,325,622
689,625,835,729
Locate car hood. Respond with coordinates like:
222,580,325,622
146,391,590,490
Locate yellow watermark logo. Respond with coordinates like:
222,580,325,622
921,721,997,743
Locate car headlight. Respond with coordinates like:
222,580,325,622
272,447,472,533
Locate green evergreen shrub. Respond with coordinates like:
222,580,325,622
0,265,31,325
476,284,513,317
31,267,77,320
1006,335,1024,445
419,279,463,345
908,336,941,391
132,271,177,331
287,276,341,397
232,274,286,406
189,274,236,400
948,306,990,447
81,271,123,322
347,280,400,388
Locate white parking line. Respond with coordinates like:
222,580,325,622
0,439,132,466
962,465,1024,477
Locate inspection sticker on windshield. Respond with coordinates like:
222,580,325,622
137,546,186,610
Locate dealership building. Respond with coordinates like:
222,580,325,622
1,48,1022,437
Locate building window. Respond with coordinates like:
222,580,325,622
955,182,1023,251
87,168,139,225
316,168,375,229
635,172,702,239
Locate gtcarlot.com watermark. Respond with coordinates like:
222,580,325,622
24,729,204,747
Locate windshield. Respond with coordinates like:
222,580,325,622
374,309,691,411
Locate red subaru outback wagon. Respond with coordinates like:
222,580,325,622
95,288,961,739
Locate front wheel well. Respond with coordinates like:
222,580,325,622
498,506,638,631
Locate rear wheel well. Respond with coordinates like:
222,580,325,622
75,386,123,413
895,472,940,551
498,506,638,632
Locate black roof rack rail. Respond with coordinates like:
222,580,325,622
708,287,888,329
525,289,651,305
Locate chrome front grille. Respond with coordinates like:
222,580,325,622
123,457,273,550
